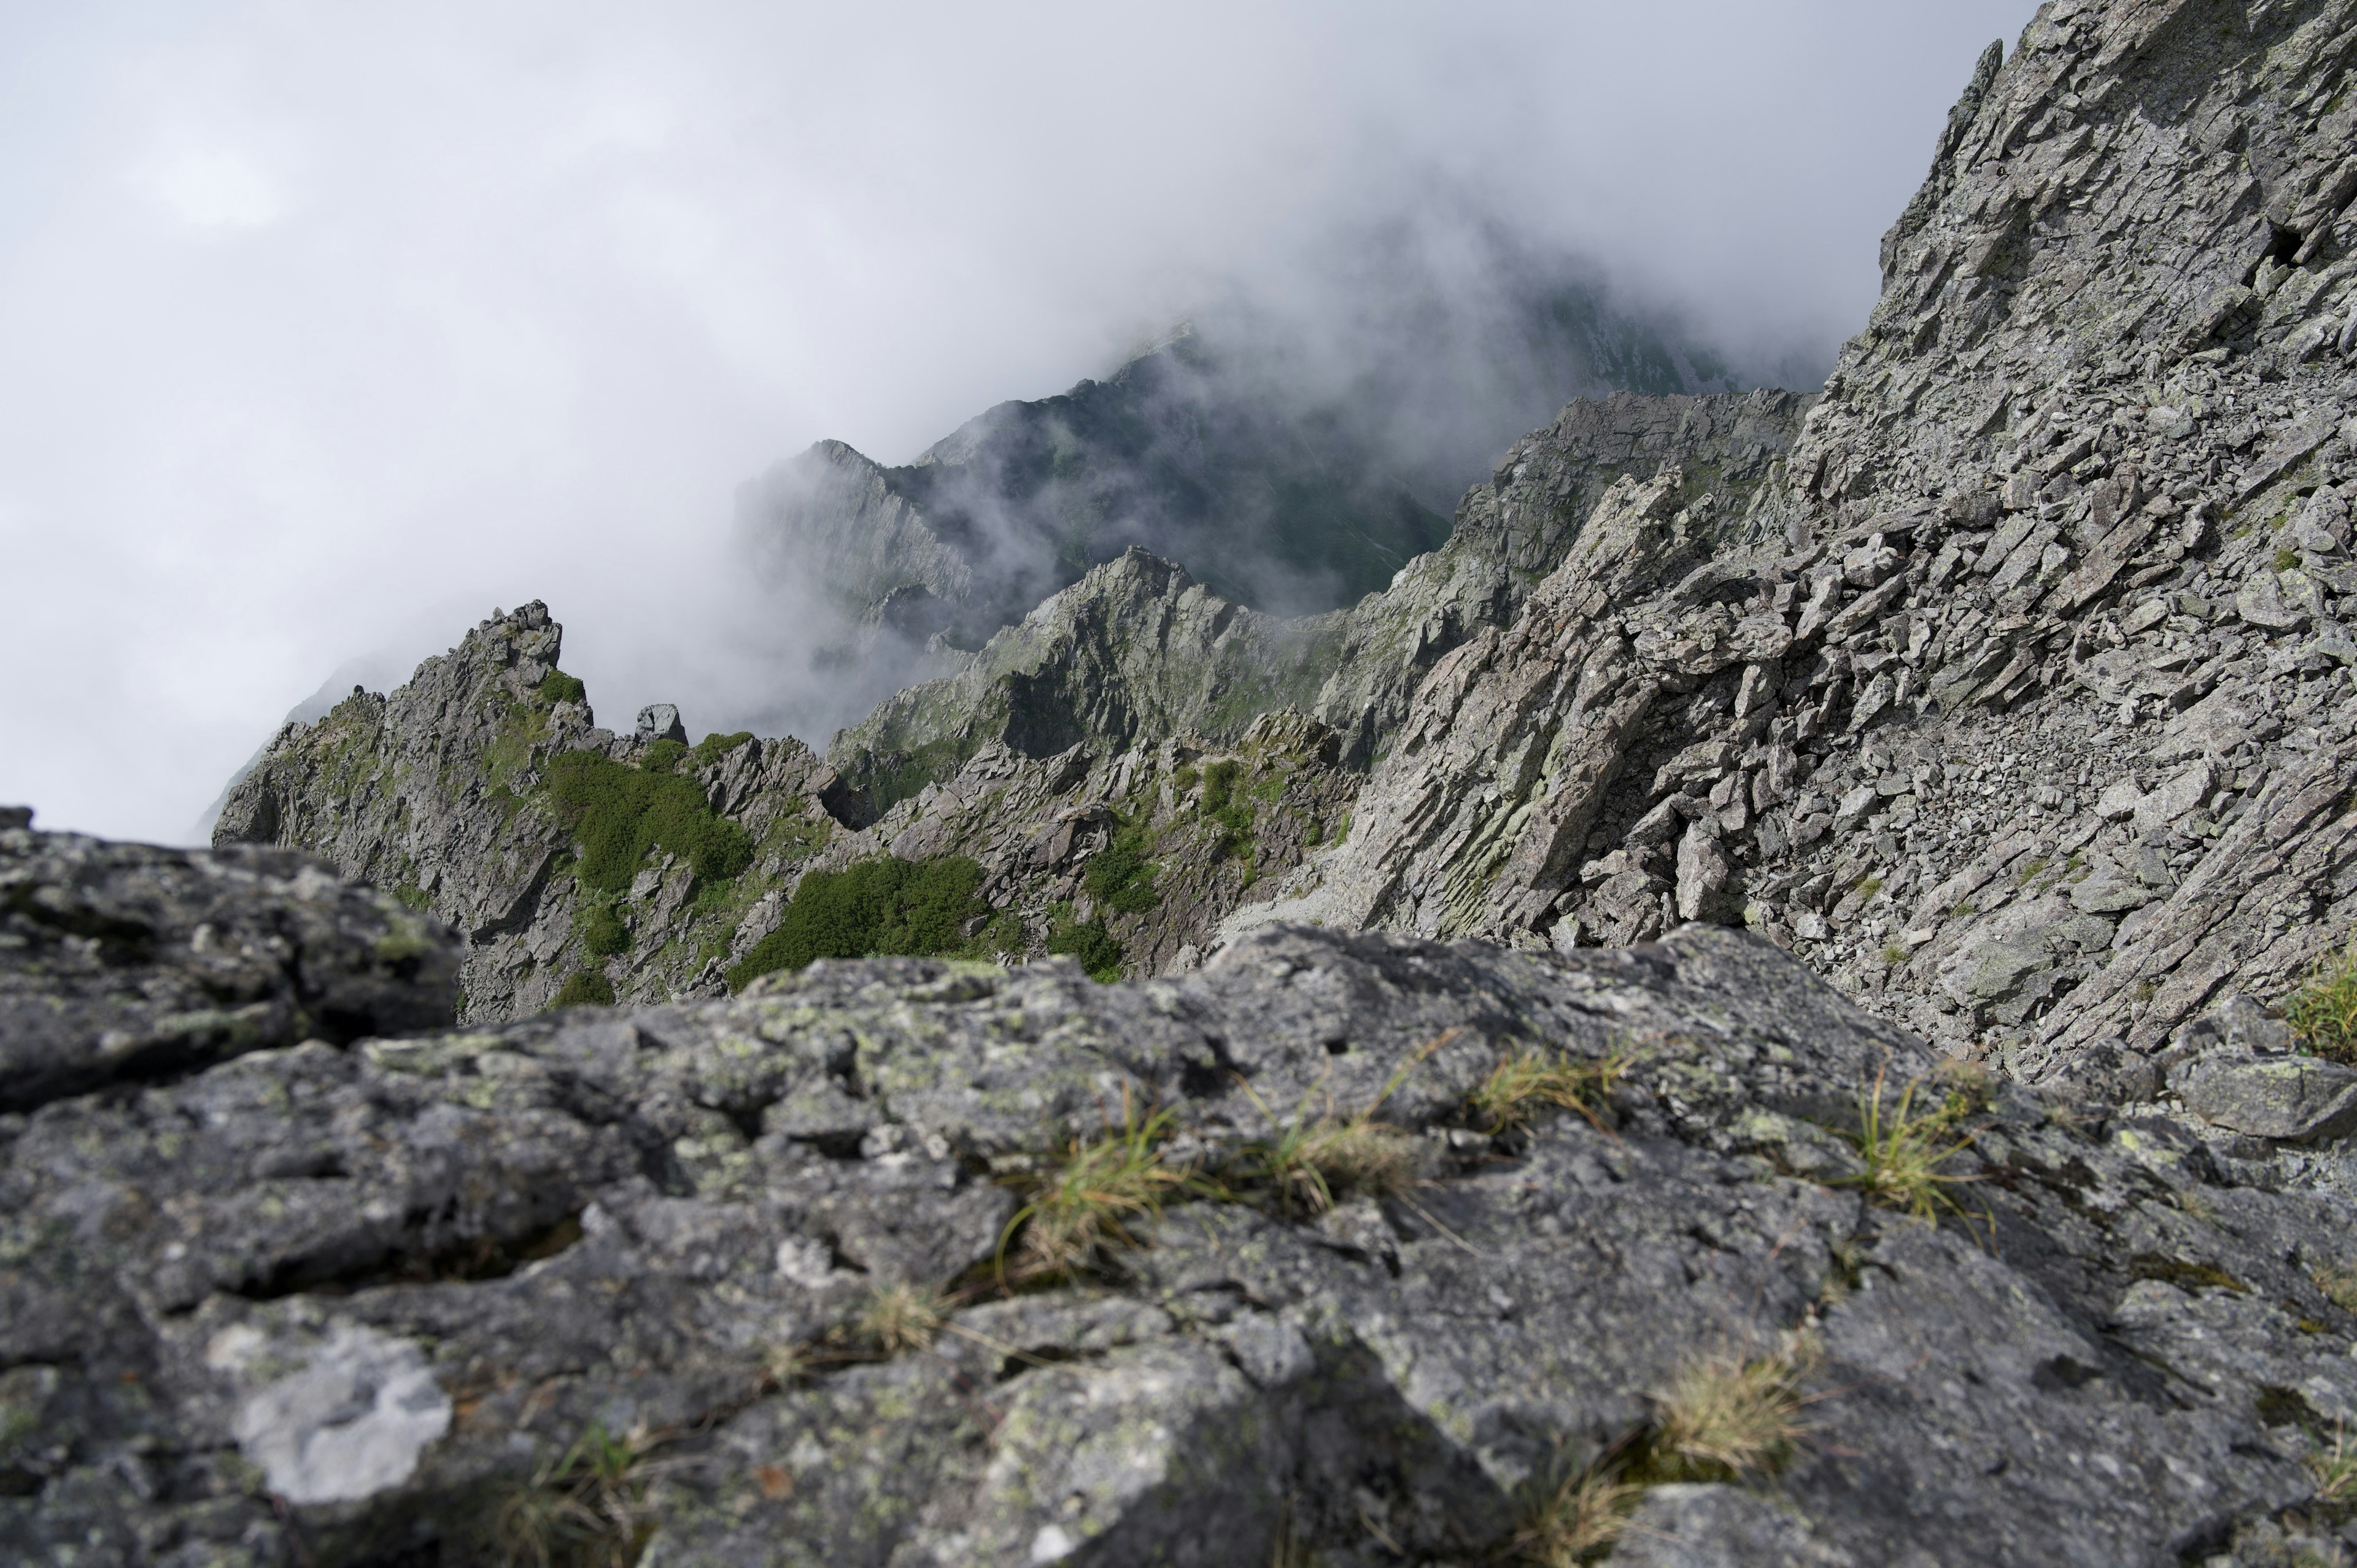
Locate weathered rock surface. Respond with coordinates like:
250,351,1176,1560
1211,0,2357,1105
14,837,2357,1566
1,813,457,1112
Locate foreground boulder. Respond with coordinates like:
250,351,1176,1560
7,829,2357,1565
0,811,457,1112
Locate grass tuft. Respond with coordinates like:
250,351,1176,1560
2312,1422,2357,1513
759,1339,811,1391
1466,1046,1631,1137
1651,1338,1815,1483
1833,1064,1980,1223
2317,1264,2357,1313
857,1281,949,1355
493,1422,659,1568
1509,1461,1641,1565
1229,1030,1451,1214
2288,939,2357,1065
1000,1099,1204,1280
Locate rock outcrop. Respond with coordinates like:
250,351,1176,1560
1223,0,2357,1103
15,833,2357,1565
213,605,848,1021
1,810,458,1111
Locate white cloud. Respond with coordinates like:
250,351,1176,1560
0,0,2040,843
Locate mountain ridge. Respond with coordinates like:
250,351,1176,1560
23,4,2357,1560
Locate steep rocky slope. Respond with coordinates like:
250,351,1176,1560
211,393,1803,1022
1233,0,2357,1093
14,836,2357,1565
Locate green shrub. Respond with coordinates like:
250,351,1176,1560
582,902,630,957
1201,759,1254,857
1084,818,1160,914
726,855,987,991
2289,940,2357,1065
536,671,587,706
552,968,615,1008
638,738,688,774
693,730,756,767
1048,916,1124,982
541,749,754,894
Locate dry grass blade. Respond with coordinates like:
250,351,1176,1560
1653,1338,1814,1482
1836,1062,1980,1223
2312,1422,2357,1508
2289,939,2357,1064
493,1422,660,1568
1510,1464,1640,1565
1468,1046,1633,1135
1233,1113,1422,1216
858,1281,949,1354
1000,1097,1202,1278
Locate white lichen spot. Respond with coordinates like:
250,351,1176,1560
1029,1523,1077,1563
228,1323,451,1504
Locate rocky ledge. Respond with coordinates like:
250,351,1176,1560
7,821,2357,1566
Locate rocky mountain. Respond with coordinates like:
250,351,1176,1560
740,253,1768,665
209,386,1805,1023
24,2,2357,1559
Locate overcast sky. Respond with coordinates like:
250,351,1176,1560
0,0,2040,844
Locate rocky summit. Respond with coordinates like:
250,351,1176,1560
20,0,2357,1562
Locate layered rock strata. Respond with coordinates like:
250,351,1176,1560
1233,0,2357,1099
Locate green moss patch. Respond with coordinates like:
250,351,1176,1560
552,968,616,1008
1048,913,1123,982
1083,817,1160,914
694,731,756,767
1201,759,1255,857
541,749,754,895
726,855,988,991
537,671,587,706
582,902,631,957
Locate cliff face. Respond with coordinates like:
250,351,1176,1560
1234,0,2357,1094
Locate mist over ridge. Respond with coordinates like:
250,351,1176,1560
0,1,2039,841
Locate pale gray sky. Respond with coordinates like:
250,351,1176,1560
0,0,2040,843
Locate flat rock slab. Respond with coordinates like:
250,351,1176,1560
0,825,459,1112
2177,1052,2357,1141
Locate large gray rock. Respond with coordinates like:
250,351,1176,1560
10,844,2357,1566
0,818,457,1111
